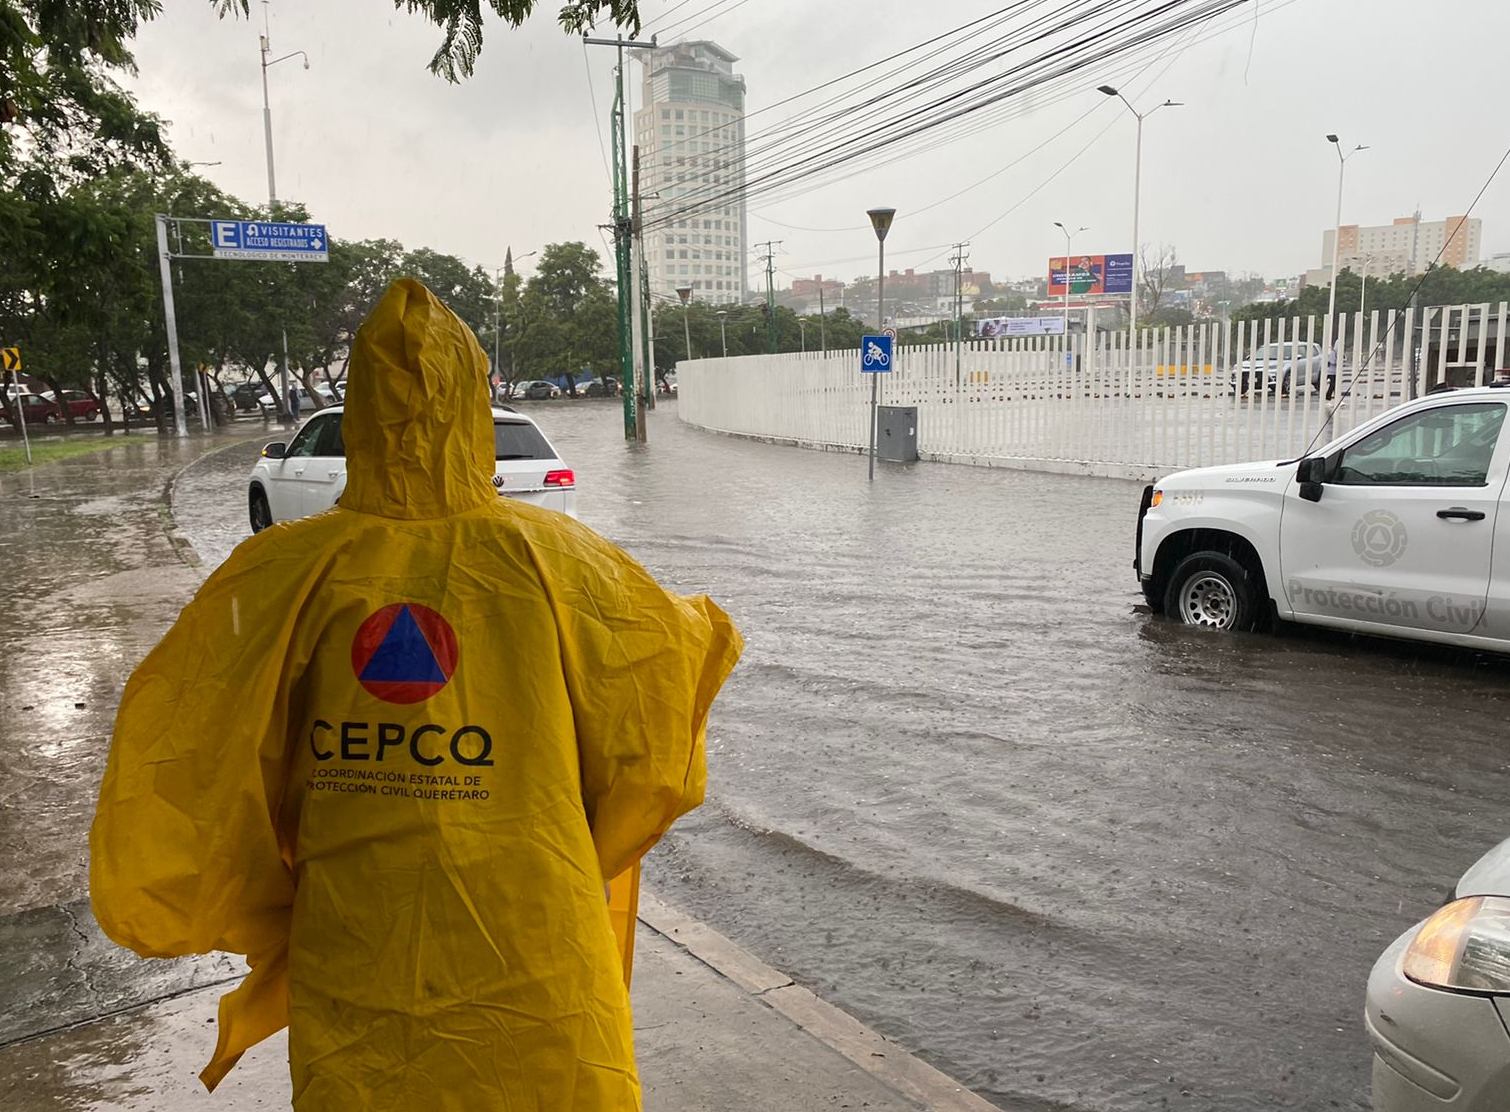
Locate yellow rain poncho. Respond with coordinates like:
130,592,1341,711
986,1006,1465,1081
89,279,742,1110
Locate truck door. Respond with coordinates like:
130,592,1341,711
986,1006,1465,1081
1279,400,1509,637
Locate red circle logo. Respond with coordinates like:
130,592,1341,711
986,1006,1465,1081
350,603,458,704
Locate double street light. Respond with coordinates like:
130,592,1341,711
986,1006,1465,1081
1325,134,1369,332
1053,221,1087,327
258,2,308,423
1097,85,1181,340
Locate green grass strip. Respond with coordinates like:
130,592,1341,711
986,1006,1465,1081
0,437,129,472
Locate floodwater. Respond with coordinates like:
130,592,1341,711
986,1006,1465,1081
175,401,1510,1111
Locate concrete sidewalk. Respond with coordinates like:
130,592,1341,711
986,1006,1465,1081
0,430,996,1111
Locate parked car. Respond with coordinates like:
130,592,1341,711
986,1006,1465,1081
256,383,340,417
1366,834,1510,1109
1,392,59,424
228,382,266,412
1135,384,1510,651
584,377,621,398
248,405,576,531
40,390,101,421
519,380,560,400
127,392,203,422
657,372,678,396
1230,342,1328,396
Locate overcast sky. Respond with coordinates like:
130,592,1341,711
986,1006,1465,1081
125,0,1509,290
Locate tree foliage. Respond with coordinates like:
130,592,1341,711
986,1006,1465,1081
210,0,643,80
1232,265,1510,329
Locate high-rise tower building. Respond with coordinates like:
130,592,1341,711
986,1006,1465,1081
634,41,747,306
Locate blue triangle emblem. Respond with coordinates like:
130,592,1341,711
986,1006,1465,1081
360,605,446,684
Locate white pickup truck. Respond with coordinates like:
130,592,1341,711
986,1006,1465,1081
1136,385,1510,652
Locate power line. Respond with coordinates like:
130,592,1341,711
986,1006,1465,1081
641,0,1246,235
581,42,613,186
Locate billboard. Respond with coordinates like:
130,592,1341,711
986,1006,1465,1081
975,315,1065,338
1048,253,1133,296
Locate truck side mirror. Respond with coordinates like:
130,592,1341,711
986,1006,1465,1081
1296,456,1325,502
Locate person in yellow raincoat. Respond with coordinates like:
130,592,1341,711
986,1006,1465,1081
89,278,743,1110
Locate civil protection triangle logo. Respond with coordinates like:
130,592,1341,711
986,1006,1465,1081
351,603,458,704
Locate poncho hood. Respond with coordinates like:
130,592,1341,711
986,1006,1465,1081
340,278,496,519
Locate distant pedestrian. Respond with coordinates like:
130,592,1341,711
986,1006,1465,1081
1326,343,1338,400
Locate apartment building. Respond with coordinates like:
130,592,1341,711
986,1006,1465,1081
634,41,748,306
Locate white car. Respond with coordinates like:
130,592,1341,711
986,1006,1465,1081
256,383,340,417
1136,385,1510,652
1366,836,1510,1109
1231,341,1327,396
248,405,576,531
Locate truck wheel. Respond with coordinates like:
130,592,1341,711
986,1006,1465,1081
249,488,274,534
1164,552,1260,632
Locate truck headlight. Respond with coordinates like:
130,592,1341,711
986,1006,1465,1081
1403,896,1510,993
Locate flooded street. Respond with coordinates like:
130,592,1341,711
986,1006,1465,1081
175,402,1510,1111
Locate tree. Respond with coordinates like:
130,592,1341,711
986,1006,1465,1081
1,3,172,426
211,0,643,80
1138,244,1178,321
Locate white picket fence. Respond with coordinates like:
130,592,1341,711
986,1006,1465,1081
677,303,1510,481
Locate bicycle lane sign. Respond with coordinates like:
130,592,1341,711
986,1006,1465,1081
860,334,894,373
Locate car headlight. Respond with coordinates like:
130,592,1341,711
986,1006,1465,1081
1403,896,1510,993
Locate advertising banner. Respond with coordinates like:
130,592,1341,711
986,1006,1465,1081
1048,253,1133,296
975,316,1066,338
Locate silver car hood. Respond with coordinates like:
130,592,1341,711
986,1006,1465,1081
1457,835,1510,898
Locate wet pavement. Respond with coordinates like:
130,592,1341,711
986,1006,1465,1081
8,404,1510,1109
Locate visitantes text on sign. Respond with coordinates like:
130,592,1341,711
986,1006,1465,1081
211,220,330,263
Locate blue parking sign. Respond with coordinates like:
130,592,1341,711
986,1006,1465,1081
860,334,893,373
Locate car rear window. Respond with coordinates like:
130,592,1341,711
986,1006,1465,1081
494,420,554,460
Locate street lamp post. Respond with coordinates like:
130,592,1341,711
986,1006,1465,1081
1325,134,1369,336
491,251,536,398
258,3,309,425
865,207,896,483
1053,222,1087,327
675,284,693,361
799,319,807,353
716,310,728,357
1359,252,1374,317
1097,86,1181,345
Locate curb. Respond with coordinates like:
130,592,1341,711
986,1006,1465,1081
638,892,998,1112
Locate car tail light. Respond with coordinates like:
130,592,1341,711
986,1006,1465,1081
544,469,574,487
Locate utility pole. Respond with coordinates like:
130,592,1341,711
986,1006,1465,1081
950,241,970,388
755,240,781,353
818,282,826,352
630,145,650,436
585,32,656,441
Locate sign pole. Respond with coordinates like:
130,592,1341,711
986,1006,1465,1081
865,208,896,483
155,214,188,438
8,364,31,465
